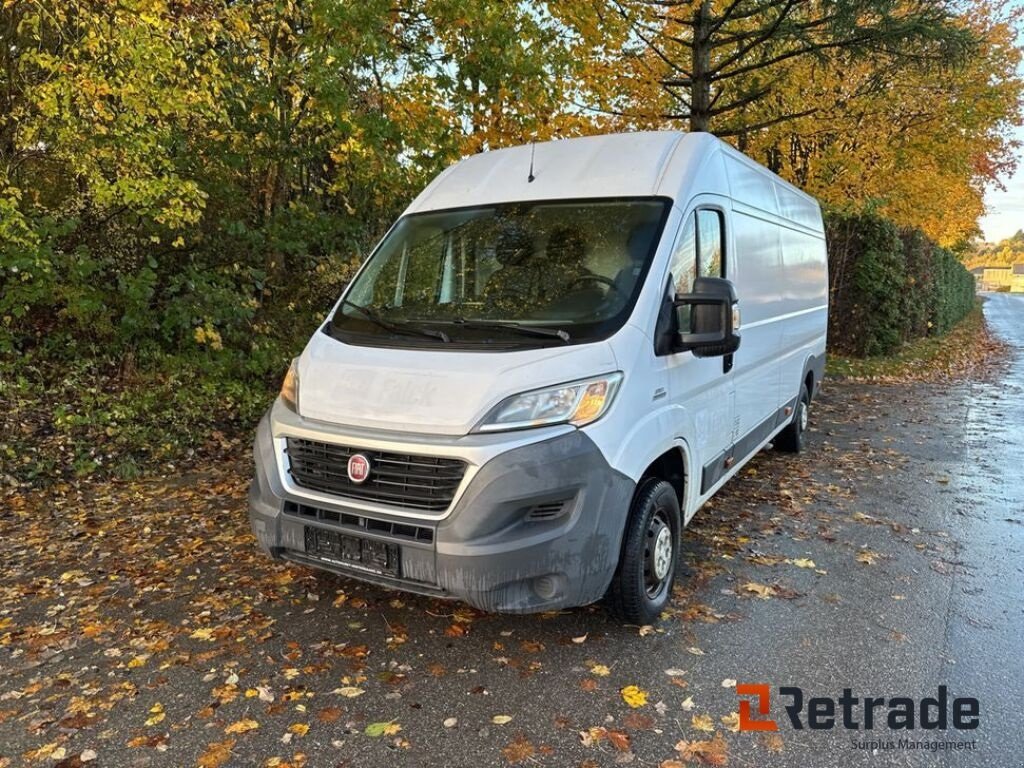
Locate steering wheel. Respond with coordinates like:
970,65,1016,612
565,274,622,296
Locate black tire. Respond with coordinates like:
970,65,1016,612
606,478,681,624
775,384,810,453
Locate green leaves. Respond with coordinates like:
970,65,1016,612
825,210,977,358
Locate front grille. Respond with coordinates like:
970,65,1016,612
284,501,434,543
285,438,466,512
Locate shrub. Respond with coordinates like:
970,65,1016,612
825,211,975,357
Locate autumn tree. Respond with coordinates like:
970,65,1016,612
0,1,585,356
590,0,978,135
736,0,1023,244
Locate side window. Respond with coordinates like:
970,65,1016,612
697,209,724,278
668,213,696,296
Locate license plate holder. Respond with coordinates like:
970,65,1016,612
303,527,400,578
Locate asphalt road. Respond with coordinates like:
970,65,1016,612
2,293,1023,768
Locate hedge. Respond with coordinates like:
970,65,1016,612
824,211,975,357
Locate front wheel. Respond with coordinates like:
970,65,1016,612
606,479,681,624
775,384,810,453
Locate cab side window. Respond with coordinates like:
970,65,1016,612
669,209,725,298
697,210,724,278
668,215,696,296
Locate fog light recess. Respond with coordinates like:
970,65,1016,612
533,574,561,600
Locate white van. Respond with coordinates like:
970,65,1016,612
249,131,828,623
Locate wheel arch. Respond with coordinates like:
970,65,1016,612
801,352,826,402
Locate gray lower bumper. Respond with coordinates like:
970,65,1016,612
248,413,634,612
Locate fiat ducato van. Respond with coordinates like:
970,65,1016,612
249,131,828,623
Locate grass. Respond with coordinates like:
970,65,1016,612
826,302,1002,382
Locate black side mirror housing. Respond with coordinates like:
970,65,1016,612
673,276,741,357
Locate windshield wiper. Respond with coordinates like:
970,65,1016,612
447,318,571,343
337,299,450,343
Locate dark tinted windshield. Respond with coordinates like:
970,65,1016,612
331,198,669,348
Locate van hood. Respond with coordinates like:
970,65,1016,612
296,331,620,436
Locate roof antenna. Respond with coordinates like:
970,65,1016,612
527,142,536,183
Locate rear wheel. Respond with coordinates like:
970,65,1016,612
607,479,681,624
775,384,810,453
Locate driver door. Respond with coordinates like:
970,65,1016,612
658,200,736,510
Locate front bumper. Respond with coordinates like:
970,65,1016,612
248,411,634,612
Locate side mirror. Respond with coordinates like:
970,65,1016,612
673,276,741,357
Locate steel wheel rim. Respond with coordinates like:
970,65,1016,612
799,401,809,431
643,509,674,599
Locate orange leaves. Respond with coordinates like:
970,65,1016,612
224,719,259,735
623,713,656,731
742,582,776,599
856,550,881,565
579,726,631,752
673,734,729,765
501,735,536,764
197,739,235,768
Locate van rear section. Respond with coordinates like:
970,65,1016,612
248,131,828,622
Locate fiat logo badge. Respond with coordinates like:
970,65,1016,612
347,453,371,484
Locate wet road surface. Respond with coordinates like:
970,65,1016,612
1,294,1023,767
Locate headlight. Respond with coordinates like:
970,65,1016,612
475,373,623,432
280,358,299,411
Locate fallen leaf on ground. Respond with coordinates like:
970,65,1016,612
691,714,715,732
675,735,728,765
624,712,656,730
743,582,776,599
501,735,536,763
197,739,235,768
364,721,401,737
761,732,785,753
606,729,631,751
225,719,259,735
317,707,342,724
144,703,165,727
621,685,648,708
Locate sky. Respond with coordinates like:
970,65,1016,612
979,16,1024,244
979,123,1024,242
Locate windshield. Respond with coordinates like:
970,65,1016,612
330,198,669,348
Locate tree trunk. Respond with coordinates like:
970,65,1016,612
689,0,713,133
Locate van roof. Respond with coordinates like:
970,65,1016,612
405,131,819,219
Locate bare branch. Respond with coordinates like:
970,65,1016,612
716,107,820,136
